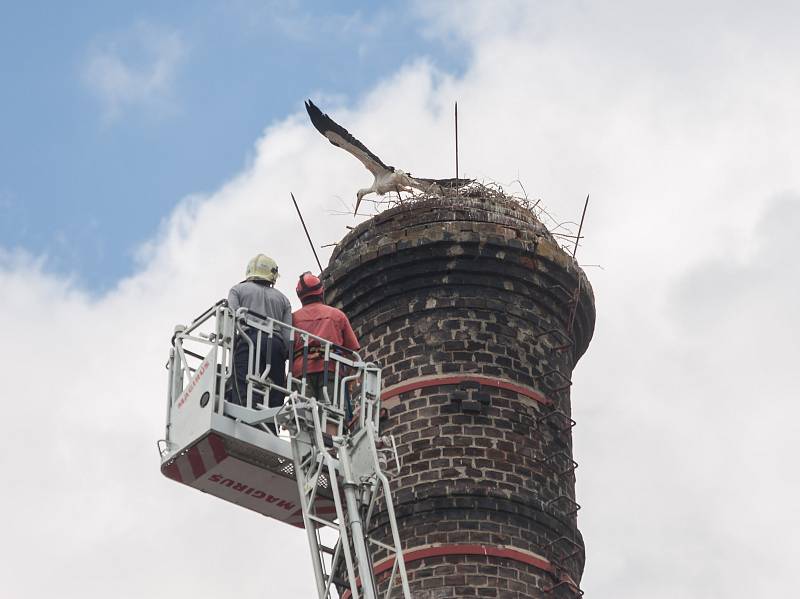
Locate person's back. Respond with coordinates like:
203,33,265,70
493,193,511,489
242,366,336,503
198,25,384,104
228,254,291,416
292,301,359,376
228,279,292,346
291,272,359,409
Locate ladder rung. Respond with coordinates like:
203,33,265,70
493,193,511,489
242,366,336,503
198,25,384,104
330,577,350,590
307,514,339,530
366,537,397,553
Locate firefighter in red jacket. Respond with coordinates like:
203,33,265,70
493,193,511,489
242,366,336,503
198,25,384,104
292,272,360,406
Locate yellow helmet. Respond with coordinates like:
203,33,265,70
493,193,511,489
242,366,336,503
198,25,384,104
245,254,279,283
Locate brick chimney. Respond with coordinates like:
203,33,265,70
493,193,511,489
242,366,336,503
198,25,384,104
324,191,595,598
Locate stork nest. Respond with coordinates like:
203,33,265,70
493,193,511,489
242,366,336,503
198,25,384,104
357,180,582,255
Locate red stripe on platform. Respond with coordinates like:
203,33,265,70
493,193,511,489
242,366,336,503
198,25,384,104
187,446,206,479
160,461,182,483
340,543,557,599
207,433,228,464
381,375,550,405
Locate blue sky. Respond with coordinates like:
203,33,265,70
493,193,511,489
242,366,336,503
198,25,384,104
0,1,464,291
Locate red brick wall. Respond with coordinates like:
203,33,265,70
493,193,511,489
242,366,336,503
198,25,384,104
325,195,595,598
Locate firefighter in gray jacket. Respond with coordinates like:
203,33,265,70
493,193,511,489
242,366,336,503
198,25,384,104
228,254,292,415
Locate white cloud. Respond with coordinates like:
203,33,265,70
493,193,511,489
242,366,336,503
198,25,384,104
3,1,800,596
82,21,186,120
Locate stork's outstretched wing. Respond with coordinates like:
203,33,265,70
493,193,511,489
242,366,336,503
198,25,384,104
305,100,392,177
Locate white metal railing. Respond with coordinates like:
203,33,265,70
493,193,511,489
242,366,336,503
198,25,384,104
163,300,382,450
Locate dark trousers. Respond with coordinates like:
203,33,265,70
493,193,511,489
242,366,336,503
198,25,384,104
231,329,287,409
304,371,336,404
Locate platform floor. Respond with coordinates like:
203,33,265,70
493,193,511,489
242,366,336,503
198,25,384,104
161,414,334,527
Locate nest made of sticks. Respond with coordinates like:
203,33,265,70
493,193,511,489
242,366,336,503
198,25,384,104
354,180,582,255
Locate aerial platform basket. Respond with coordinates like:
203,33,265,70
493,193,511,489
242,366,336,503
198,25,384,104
159,300,411,599
158,301,339,527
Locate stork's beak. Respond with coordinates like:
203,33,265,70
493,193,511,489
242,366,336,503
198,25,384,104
353,196,362,216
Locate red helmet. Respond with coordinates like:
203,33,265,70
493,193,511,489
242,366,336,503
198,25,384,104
296,271,324,301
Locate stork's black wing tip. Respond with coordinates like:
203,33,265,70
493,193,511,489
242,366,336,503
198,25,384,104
304,99,328,134
305,99,321,114
302,98,388,170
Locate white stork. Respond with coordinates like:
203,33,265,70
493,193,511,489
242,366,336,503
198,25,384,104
305,99,472,214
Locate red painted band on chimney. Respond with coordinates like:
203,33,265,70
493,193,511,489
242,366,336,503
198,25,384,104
381,374,551,406
341,543,575,599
